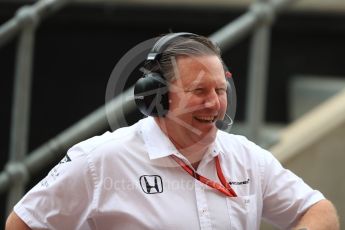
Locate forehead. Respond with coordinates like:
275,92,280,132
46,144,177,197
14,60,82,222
174,55,225,85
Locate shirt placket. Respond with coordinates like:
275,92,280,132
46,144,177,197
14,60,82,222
194,178,213,230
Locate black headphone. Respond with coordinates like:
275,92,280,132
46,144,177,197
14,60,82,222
134,32,234,118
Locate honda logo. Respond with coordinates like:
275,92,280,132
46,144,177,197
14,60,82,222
139,175,163,194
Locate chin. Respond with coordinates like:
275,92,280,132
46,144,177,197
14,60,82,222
196,127,217,145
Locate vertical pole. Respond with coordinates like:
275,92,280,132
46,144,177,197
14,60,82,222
245,0,273,143
6,9,37,214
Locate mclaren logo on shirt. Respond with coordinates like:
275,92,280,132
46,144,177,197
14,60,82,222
139,175,163,194
229,178,250,185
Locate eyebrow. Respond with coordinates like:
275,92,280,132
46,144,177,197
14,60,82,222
186,80,227,89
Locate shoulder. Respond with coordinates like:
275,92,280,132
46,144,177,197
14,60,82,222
69,121,142,156
216,131,266,156
63,119,152,172
216,131,278,169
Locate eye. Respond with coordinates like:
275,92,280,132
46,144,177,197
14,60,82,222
216,88,227,95
192,88,204,94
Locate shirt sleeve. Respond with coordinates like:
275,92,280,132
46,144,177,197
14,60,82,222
260,149,325,229
14,148,97,230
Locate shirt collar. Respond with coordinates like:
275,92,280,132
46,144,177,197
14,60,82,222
210,143,221,157
140,117,222,160
140,117,178,160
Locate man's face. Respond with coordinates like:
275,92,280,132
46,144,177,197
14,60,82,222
162,55,228,145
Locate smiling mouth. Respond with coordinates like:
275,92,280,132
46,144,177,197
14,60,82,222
194,116,217,123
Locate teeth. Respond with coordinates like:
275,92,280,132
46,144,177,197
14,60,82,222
199,116,213,121
195,116,216,122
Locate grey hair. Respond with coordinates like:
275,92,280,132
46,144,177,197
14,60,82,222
144,34,222,82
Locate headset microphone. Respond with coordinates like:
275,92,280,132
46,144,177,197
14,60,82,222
215,113,233,131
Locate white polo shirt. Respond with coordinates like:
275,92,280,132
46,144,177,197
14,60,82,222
14,117,324,230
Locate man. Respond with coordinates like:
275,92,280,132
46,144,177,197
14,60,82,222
6,33,339,229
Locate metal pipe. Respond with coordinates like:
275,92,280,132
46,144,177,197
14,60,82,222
209,0,297,52
2,0,73,212
6,17,37,214
245,0,272,142
209,10,259,51
0,19,20,47
1,87,136,194
0,0,71,47
271,0,300,13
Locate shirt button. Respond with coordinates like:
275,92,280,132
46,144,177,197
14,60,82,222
201,209,207,215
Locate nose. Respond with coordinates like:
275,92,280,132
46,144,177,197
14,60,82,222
204,89,221,110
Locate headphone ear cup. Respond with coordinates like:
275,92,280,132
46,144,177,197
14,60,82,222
134,73,169,117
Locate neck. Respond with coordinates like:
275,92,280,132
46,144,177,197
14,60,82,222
154,117,210,167
191,161,201,170
169,135,208,168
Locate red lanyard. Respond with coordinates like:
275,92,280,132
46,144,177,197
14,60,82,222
170,155,237,197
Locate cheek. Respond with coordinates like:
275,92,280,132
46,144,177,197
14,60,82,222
219,96,228,116
168,92,180,110
220,95,227,108
169,92,195,113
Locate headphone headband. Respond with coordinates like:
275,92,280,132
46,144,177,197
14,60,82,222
147,32,197,62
